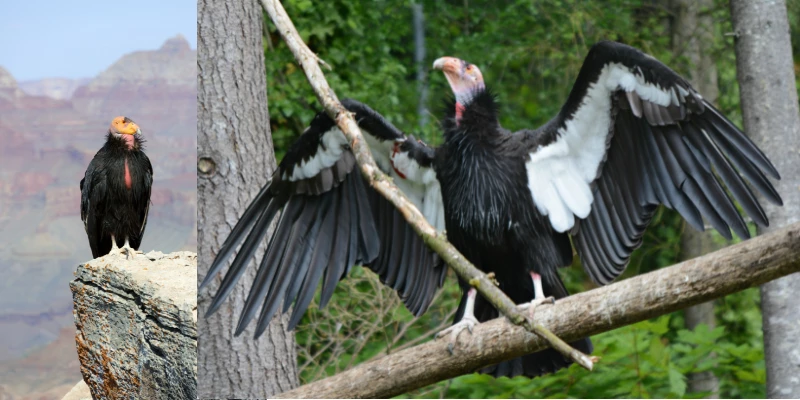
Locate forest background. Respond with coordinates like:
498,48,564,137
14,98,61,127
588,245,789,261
260,0,800,397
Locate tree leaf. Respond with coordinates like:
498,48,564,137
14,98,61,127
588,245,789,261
668,365,687,396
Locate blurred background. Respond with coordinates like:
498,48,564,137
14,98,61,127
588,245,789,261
264,0,800,398
0,1,196,398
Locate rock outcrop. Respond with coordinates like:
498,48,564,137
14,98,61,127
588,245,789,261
62,381,91,400
70,251,197,399
0,66,22,100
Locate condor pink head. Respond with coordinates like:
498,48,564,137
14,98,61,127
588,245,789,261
433,56,486,121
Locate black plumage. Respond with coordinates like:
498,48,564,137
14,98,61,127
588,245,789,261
80,116,153,258
429,88,593,378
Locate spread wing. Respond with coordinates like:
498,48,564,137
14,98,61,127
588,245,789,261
201,99,446,337
520,41,781,285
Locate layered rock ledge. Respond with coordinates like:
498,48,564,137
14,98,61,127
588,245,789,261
70,251,197,399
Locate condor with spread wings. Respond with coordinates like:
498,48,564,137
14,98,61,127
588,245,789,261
202,41,780,379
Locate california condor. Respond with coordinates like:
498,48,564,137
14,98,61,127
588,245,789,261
80,116,153,259
202,41,781,378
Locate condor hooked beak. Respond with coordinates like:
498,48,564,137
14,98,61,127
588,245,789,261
110,116,141,135
432,56,462,73
433,56,485,104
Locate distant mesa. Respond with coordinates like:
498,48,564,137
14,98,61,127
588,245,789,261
0,66,18,89
0,66,23,101
0,122,35,157
12,231,72,259
160,34,192,54
70,35,197,138
18,77,92,101
0,35,197,140
9,172,56,199
7,34,195,102
0,65,76,125
76,35,195,90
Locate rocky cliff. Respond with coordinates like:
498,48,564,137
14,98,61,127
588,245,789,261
0,66,80,137
70,251,197,399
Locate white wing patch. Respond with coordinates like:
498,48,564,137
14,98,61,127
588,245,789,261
285,128,349,181
281,121,446,232
390,143,446,231
362,131,395,174
526,63,672,232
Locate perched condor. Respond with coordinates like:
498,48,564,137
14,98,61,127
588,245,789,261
80,116,153,259
202,41,781,378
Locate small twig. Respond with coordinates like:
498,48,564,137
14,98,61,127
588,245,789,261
317,57,332,71
259,0,593,373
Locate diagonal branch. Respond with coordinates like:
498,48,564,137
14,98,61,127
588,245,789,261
259,0,593,371
275,223,800,398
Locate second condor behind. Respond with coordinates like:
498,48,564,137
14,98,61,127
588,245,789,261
80,116,153,259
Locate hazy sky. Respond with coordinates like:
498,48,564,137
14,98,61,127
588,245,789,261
0,1,196,81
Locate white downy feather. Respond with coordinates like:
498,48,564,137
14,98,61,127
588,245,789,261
285,128,349,181
390,142,446,232
526,62,672,232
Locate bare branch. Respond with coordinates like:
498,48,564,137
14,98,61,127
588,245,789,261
258,0,592,371
276,223,800,398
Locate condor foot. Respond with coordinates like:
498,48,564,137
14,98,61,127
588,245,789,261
436,314,479,355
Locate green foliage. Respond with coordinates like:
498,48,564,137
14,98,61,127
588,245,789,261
264,0,799,398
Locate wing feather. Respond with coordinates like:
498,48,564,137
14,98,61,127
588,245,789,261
203,100,447,338
521,41,781,285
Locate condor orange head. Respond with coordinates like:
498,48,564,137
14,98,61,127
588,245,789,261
109,116,141,136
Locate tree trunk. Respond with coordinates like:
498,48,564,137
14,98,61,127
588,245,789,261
730,0,800,397
680,231,721,397
670,0,721,397
197,0,299,397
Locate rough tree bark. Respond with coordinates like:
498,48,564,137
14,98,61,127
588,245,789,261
275,223,800,399
670,0,721,396
730,1,800,398
197,0,299,397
